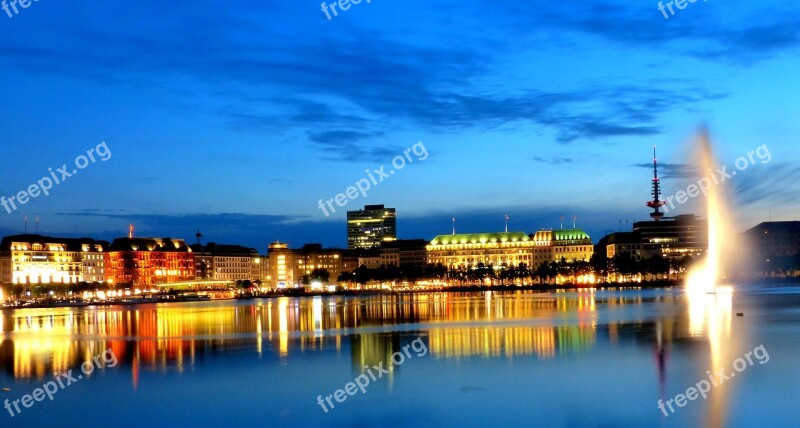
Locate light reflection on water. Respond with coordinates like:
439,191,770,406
0,291,635,379
0,287,797,428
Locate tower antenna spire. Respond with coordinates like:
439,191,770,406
647,146,666,221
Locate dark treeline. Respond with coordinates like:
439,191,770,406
335,253,699,286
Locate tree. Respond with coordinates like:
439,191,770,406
645,255,670,280
535,261,556,285
590,252,608,282
354,265,371,285
310,268,330,283
517,263,530,285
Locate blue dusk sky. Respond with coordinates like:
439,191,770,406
1,0,799,250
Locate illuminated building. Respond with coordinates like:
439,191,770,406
427,229,592,270
106,237,195,287
0,235,108,285
604,232,647,261
347,204,397,249
257,255,269,283
426,232,535,269
358,255,382,269
191,242,260,281
531,229,594,266
602,215,707,262
632,215,707,259
79,240,107,283
379,239,428,267
266,243,343,288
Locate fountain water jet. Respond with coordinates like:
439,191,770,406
685,128,734,295
682,128,739,428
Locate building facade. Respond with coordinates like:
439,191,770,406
531,229,594,267
426,232,535,269
379,239,428,267
0,235,108,285
743,221,800,275
347,204,397,249
80,240,108,283
191,242,260,282
427,228,593,271
603,215,708,262
745,221,800,259
266,243,344,288
106,237,195,287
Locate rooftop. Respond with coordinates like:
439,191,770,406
430,232,531,246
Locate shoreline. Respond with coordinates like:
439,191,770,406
5,278,797,310
2,280,681,310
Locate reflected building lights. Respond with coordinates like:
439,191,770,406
0,291,722,392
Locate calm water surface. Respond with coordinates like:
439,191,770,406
2,284,799,427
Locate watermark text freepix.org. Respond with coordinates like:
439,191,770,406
316,337,428,413
663,144,770,213
1,141,112,214
321,0,372,21
317,141,428,217
657,0,707,20
2,0,40,19
4,348,118,418
657,344,769,417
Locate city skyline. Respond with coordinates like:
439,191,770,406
2,1,799,249
3,3,799,427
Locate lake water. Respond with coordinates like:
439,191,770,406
1,285,799,427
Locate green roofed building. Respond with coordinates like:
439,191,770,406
531,229,593,267
427,229,593,270
427,231,535,269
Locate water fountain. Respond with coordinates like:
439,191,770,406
683,127,738,428
686,128,735,295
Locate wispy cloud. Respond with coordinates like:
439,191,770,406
633,162,698,179
531,156,574,165
306,130,399,162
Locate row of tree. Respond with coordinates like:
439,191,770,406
331,254,700,286
1,281,113,299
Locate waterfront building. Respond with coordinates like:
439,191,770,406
604,232,649,261
258,255,269,283
426,232,535,269
631,215,707,259
531,229,594,266
347,204,397,249
743,221,800,275
0,234,108,285
358,255,383,269
601,215,707,263
745,221,800,258
427,228,593,270
266,242,344,288
79,239,108,283
379,239,428,267
191,242,260,282
106,237,195,287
